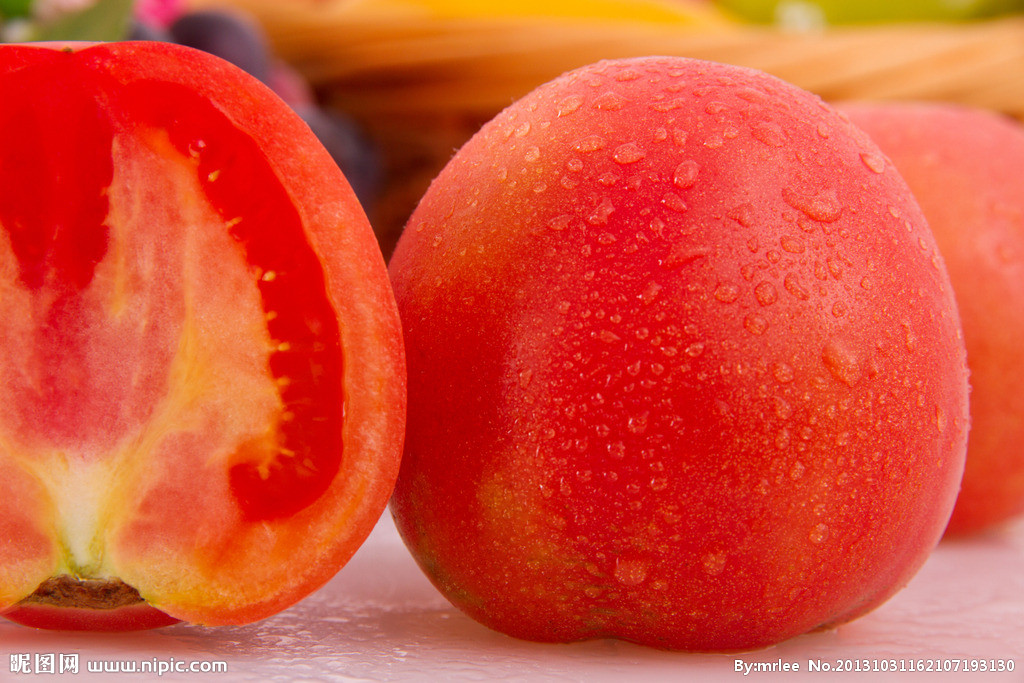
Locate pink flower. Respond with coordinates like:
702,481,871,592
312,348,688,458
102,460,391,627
133,0,185,27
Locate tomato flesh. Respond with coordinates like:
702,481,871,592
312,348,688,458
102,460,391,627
0,52,342,522
130,80,344,521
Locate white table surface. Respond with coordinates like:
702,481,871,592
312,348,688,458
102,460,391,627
2,511,1022,682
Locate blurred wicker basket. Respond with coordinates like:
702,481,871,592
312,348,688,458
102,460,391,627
188,0,1024,254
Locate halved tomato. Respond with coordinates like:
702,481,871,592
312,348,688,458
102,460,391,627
0,41,405,630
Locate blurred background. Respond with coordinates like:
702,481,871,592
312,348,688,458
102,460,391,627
1,4,1022,678
5,0,1024,256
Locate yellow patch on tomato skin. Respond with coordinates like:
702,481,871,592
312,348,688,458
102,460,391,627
475,465,584,586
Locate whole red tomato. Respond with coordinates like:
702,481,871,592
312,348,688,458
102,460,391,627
389,56,968,652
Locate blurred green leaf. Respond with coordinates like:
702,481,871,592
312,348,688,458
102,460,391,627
30,0,134,42
0,0,33,20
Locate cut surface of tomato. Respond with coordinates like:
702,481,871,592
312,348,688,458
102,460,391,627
0,41,404,629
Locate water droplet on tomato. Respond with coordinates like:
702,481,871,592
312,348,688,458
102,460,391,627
774,397,793,420
744,314,768,335
548,215,574,232
587,197,616,226
754,281,778,306
822,339,861,386
558,95,583,116
860,151,885,174
727,203,756,227
783,273,810,300
751,121,786,147
640,280,663,305
574,135,607,153
789,460,805,480
651,98,684,113
627,413,649,434
826,256,844,279
780,235,805,253
714,283,739,303
782,186,842,223
702,552,726,575
673,160,700,189
614,558,648,586
661,244,710,269
613,143,646,164
662,192,688,213
902,322,917,352
772,362,795,383
704,133,725,149
594,91,628,111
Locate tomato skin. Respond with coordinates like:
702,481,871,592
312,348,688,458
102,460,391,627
0,41,405,629
4,604,180,632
